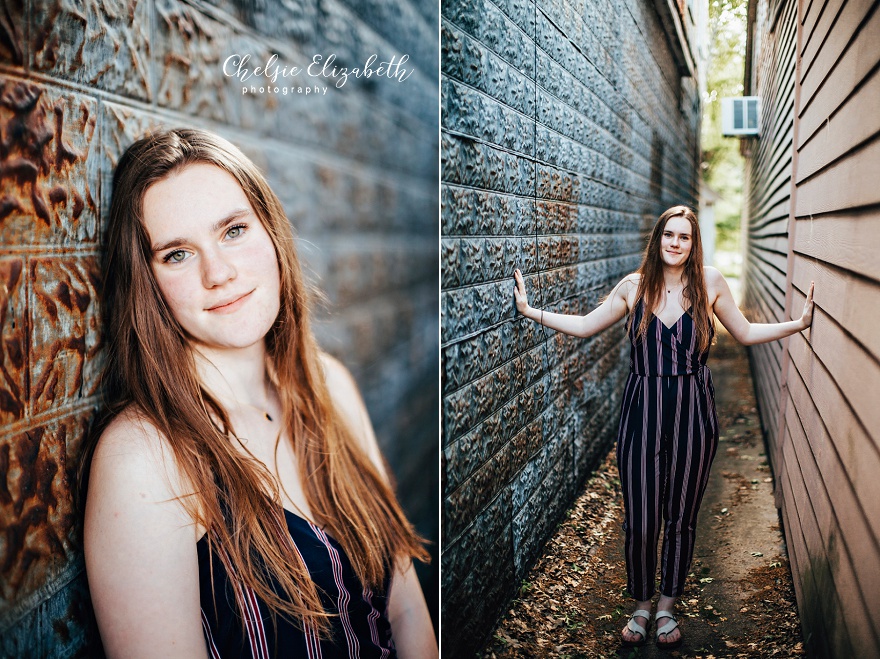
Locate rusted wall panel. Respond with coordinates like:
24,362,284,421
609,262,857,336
28,257,102,415
0,257,27,424
31,0,152,101
0,81,99,247
154,0,241,122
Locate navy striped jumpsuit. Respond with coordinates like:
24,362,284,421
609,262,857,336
616,298,719,600
198,507,395,658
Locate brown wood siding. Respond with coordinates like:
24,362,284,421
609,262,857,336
742,0,798,459
744,0,880,655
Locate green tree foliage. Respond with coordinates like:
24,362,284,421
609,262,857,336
702,0,748,251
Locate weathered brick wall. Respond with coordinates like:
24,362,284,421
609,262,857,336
440,0,700,653
0,0,437,654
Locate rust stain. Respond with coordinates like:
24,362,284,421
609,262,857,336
0,416,87,603
0,80,98,245
1,257,26,422
28,257,101,415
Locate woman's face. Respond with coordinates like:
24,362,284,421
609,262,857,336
142,163,281,352
659,215,693,268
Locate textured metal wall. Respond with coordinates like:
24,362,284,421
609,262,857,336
0,0,438,654
440,0,701,653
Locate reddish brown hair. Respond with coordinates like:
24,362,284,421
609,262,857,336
632,205,713,352
82,128,427,633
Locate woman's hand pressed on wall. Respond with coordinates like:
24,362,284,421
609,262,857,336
798,281,815,330
513,269,530,315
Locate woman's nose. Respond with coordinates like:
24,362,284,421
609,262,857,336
201,250,236,287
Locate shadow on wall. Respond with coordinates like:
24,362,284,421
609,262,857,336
798,534,853,658
0,0,439,653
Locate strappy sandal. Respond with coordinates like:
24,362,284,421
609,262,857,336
655,610,682,649
621,609,651,647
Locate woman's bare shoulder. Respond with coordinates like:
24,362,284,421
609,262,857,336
93,407,173,473
318,352,386,473
702,266,726,299
89,406,196,524
320,353,366,426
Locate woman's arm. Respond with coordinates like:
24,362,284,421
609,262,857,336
388,560,437,659
84,412,207,659
513,268,635,338
708,266,814,345
321,355,437,657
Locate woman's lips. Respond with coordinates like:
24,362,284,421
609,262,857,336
206,290,254,313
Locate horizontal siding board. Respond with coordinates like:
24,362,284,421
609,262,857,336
749,233,788,255
751,157,794,219
798,0,846,85
799,0,827,58
795,303,880,443
787,375,880,576
748,248,788,293
795,134,880,215
779,426,859,657
754,96,795,175
781,411,875,655
797,63,880,182
779,498,805,608
798,3,880,143
748,211,789,237
788,336,880,545
744,257,786,322
792,211,880,282
791,254,880,361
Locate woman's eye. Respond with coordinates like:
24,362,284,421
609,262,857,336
226,225,245,239
164,250,188,263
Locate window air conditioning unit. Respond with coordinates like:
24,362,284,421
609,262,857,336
721,97,760,137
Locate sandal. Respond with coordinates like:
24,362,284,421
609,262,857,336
621,609,651,647
655,610,682,649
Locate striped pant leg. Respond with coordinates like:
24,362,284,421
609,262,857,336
659,371,720,597
616,374,665,601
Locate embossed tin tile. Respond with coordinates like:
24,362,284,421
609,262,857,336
154,0,240,123
28,256,102,415
0,0,26,65
0,80,99,246
31,0,152,101
0,257,27,424
0,413,90,607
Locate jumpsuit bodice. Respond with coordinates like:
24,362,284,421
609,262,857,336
628,298,713,376
198,507,396,658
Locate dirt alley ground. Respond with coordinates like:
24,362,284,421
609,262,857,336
479,329,805,658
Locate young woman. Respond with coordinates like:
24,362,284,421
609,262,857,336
81,128,436,658
513,205,813,649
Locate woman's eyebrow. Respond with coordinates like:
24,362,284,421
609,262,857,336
211,208,251,232
151,208,251,253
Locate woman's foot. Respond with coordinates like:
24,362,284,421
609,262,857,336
620,600,652,646
655,595,682,647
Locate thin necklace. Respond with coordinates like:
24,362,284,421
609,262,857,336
236,382,275,422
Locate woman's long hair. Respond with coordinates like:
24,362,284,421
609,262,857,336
632,205,713,352
81,128,428,633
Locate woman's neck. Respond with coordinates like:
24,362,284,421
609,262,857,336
662,264,686,289
193,341,272,409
